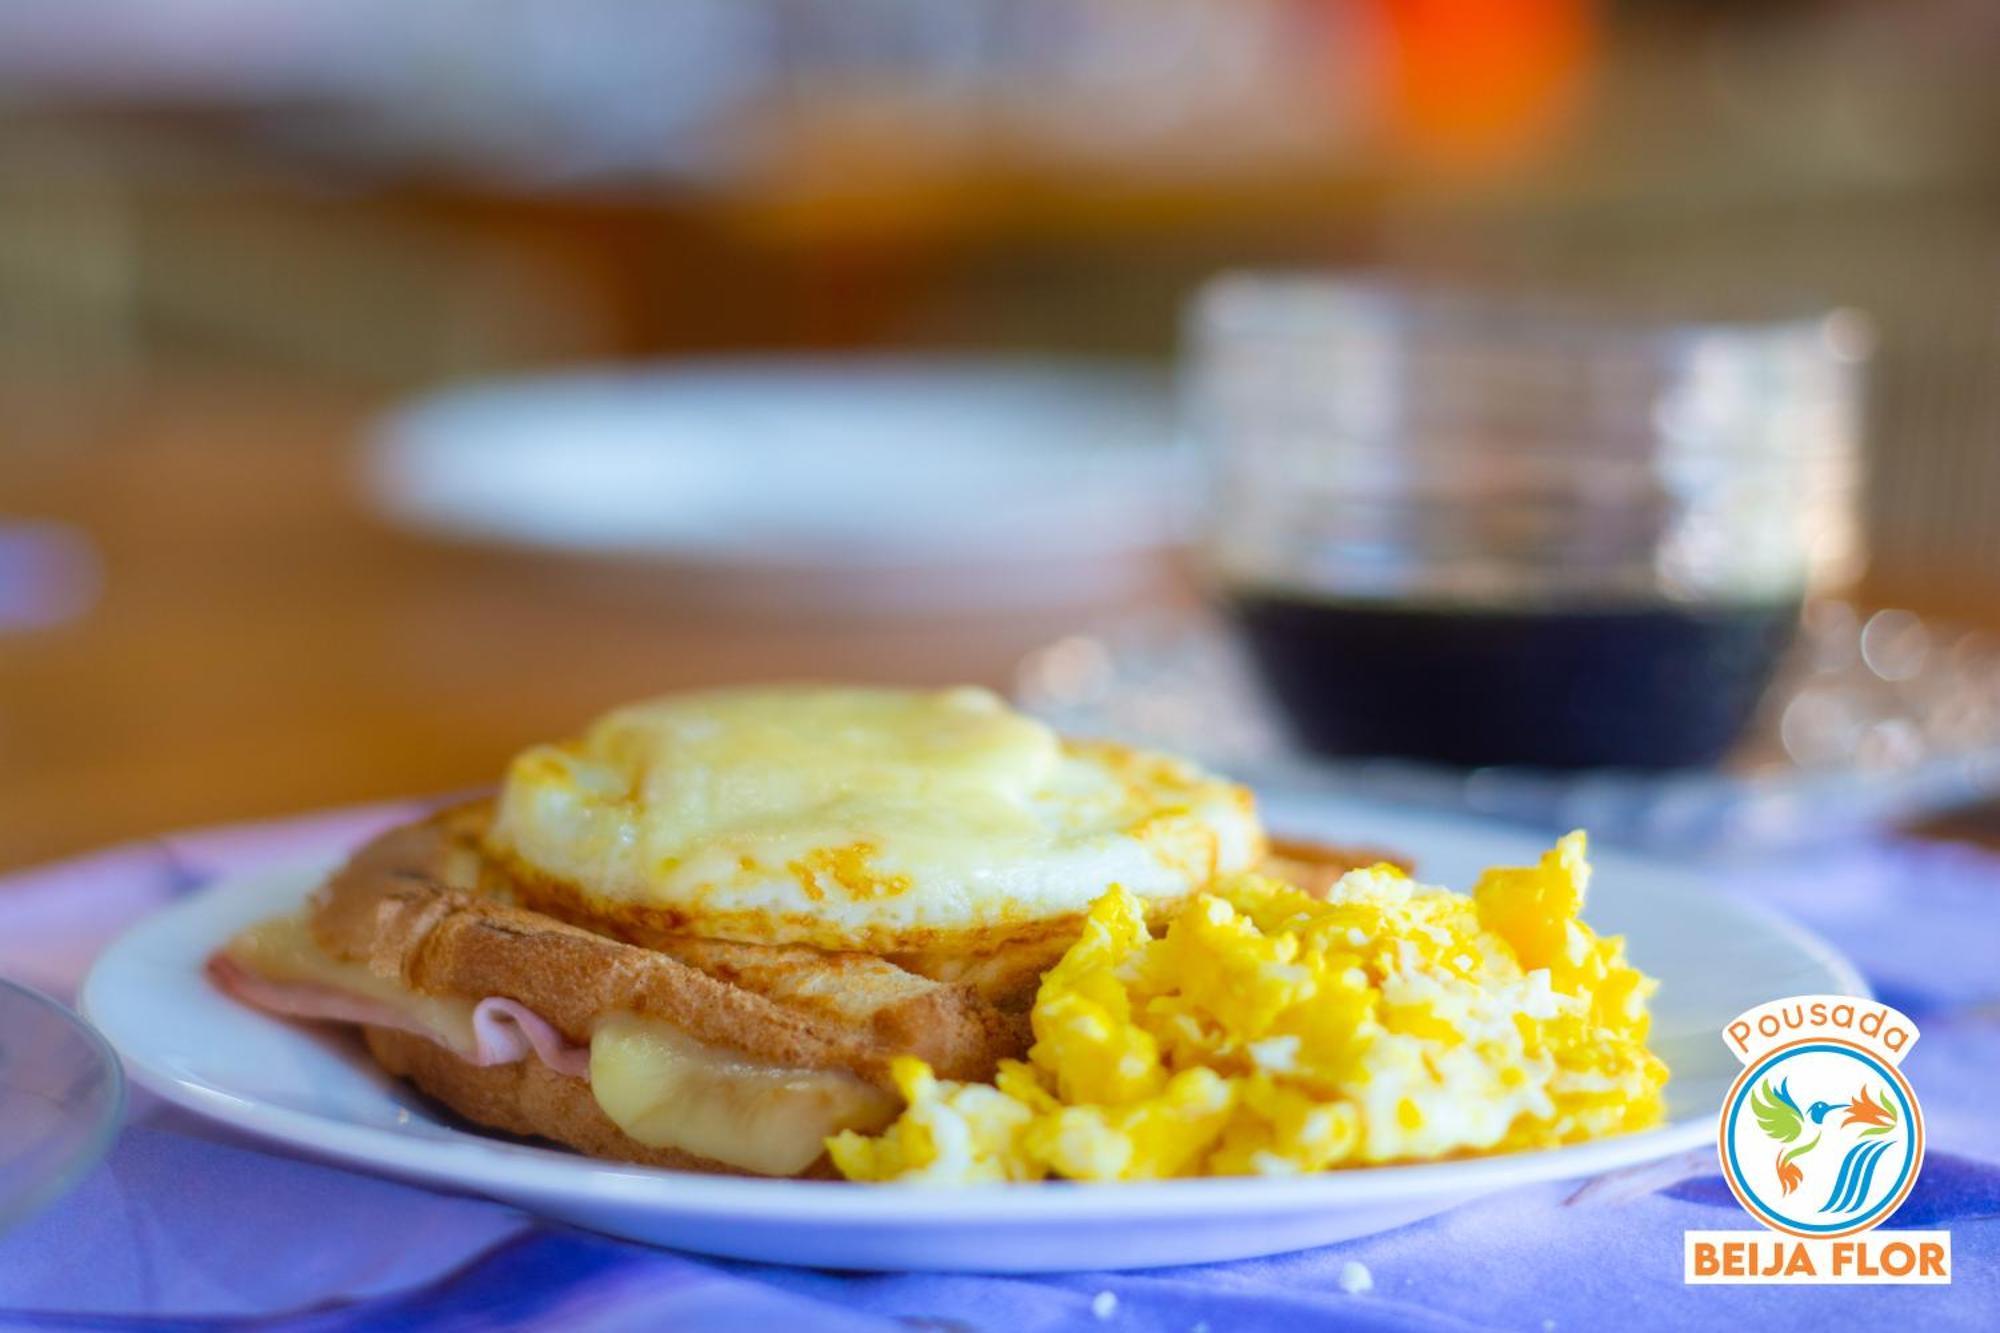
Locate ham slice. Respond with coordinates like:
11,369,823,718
468,996,592,1078
206,955,592,1079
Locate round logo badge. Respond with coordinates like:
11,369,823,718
1718,1036,1925,1239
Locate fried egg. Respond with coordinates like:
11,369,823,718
828,832,1668,1182
485,686,1262,952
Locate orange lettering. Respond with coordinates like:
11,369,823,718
1921,1243,1946,1277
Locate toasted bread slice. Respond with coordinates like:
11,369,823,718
307,804,1022,1085
1262,835,1412,898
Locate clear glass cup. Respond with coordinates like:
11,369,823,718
0,980,126,1234
1184,274,1869,770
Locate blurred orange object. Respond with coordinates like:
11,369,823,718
1371,0,1598,169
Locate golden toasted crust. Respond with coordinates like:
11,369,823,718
892,934,1078,1014
361,1026,834,1176
497,850,1094,967
512,849,1094,1012
310,804,1020,1085
1262,836,1412,899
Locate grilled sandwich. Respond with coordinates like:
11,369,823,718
210,687,1402,1177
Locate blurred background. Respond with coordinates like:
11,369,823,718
4,0,1999,869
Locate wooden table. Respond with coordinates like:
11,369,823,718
0,376,1155,872
5,374,1995,872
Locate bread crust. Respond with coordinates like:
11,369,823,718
309,803,1021,1086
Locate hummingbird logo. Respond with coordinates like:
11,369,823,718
1747,1077,1901,1210
1717,996,1925,1240
1697,996,1946,1282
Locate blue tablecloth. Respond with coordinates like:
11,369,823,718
1,805,1993,1330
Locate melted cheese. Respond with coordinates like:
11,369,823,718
486,685,1263,950
223,915,477,1052
589,1014,897,1175
223,916,895,1176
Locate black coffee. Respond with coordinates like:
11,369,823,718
1227,592,1802,770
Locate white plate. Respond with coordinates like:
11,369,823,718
367,358,1180,613
81,795,1864,1272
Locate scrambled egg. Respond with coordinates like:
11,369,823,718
828,833,1667,1182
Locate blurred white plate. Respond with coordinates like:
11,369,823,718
83,793,1862,1272
368,358,1180,612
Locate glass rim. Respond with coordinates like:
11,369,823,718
1188,270,1874,364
